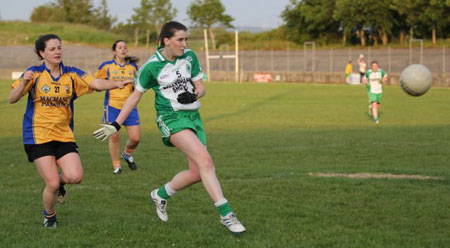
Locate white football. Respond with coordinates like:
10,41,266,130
399,64,432,96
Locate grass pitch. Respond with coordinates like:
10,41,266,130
1,80,449,247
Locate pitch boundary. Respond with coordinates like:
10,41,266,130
308,172,442,180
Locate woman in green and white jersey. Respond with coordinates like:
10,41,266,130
364,60,388,124
93,21,245,234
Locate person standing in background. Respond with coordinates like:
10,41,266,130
345,60,352,84
357,54,367,84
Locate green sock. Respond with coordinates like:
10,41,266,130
157,185,170,200
217,202,233,217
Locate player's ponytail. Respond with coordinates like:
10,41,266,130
124,56,139,64
112,40,139,64
158,21,187,47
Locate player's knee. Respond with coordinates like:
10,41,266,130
129,136,140,146
197,155,215,172
46,179,60,191
110,133,120,143
189,170,202,183
65,174,83,184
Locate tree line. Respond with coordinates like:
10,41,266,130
30,0,232,49
30,0,450,49
282,0,450,47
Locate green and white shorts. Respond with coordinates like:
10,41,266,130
156,110,206,147
368,92,383,104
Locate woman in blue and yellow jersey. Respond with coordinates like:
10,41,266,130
95,40,141,174
9,34,131,228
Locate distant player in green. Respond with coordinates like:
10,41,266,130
364,61,388,124
93,21,245,234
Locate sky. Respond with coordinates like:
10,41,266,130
1,0,290,30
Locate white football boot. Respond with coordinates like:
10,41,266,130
220,213,246,234
150,189,168,222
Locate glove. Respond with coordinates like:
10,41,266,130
92,121,121,141
177,91,197,104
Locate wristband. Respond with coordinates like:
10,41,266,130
111,121,121,131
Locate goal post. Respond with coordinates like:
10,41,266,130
409,38,423,65
203,29,239,82
304,41,316,72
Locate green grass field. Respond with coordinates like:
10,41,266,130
1,80,449,247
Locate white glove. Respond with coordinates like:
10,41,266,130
92,121,121,141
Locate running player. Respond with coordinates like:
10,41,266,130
9,34,131,228
95,40,141,174
93,21,246,234
364,60,388,124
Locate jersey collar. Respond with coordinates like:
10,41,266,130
156,46,178,64
43,62,64,81
156,47,166,62
113,59,127,67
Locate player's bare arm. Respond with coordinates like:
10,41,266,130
9,70,34,104
90,79,132,91
193,79,205,99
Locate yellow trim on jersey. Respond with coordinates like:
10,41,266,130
95,60,137,109
11,62,95,144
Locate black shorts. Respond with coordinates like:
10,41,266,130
24,141,79,162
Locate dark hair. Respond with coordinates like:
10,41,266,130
371,60,379,65
112,40,139,64
158,21,188,47
35,34,61,60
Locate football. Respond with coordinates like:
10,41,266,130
399,64,432,96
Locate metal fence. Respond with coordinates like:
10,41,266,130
0,45,448,78
205,47,449,75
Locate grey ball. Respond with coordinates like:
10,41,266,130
400,64,432,96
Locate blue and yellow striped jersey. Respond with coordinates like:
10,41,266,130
11,62,95,144
95,60,137,109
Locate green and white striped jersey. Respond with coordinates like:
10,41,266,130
365,68,387,94
135,48,203,113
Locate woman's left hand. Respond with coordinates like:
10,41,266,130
118,80,133,89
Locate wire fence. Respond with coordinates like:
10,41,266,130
1,45,448,79
205,47,449,74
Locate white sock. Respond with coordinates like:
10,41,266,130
214,198,228,207
165,183,176,197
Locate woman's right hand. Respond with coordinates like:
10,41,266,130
22,70,34,84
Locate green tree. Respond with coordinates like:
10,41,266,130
391,0,427,39
30,4,65,23
282,0,339,45
187,0,234,50
365,0,395,46
93,0,117,31
281,0,310,44
421,0,449,47
129,0,177,47
30,0,101,26
334,0,369,46
57,0,95,24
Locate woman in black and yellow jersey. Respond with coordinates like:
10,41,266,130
95,40,141,174
9,34,131,228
